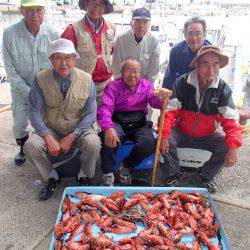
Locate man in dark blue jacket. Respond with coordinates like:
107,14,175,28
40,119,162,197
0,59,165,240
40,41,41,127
163,16,211,89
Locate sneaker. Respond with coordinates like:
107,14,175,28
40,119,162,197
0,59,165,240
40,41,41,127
100,173,115,186
198,173,217,194
203,180,217,194
39,178,58,200
78,177,90,186
165,172,182,186
117,162,132,186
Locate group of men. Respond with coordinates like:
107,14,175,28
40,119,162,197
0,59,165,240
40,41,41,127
2,0,242,200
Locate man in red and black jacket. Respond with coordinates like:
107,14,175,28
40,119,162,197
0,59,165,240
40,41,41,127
160,45,242,193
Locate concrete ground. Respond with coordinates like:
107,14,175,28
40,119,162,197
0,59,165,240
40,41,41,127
0,81,249,250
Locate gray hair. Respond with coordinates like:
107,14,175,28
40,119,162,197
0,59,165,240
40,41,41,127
184,16,207,34
121,58,141,70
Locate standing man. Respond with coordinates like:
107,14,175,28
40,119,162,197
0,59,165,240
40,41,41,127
25,39,101,200
113,7,160,84
160,46,242,193
162,16,211,90
2,0,59,166
61,0,115,105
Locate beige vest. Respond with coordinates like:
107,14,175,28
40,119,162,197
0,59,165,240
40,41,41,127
37,67,92,134
72,18,115,75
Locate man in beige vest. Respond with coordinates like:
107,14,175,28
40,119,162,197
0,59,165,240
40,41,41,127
25,39,101,200
61,0,115,105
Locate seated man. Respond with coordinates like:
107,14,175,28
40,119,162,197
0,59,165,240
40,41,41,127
25,39,101,200
98,59,172,186
160,45,242,193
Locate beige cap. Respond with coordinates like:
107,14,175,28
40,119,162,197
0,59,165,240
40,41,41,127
190,45,229,69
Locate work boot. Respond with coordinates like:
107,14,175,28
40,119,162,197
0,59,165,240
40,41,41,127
15,146,26,166
100,173,115,186
15,135,29,166
117,162,132,186
39,178,58,200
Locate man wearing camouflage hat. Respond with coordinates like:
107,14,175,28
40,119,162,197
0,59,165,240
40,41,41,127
2,0,59,166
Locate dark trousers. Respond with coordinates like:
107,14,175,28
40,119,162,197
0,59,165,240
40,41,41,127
162,127,227,181
100,122,156,174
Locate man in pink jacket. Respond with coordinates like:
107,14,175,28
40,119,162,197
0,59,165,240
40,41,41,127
98,59,172,186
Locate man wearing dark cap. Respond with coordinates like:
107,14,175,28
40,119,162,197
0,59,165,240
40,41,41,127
162,16,211,90
61,0,115,105
160,45,242,193
113,7,160,84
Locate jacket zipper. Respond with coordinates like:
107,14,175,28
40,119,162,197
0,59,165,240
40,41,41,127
191,89,207,136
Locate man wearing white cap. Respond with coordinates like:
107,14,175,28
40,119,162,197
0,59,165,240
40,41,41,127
160,45,242,193
2,0,59,166
25,39,101,200
113,7,160,84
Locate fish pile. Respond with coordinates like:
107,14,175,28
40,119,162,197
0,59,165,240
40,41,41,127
53,190,222,250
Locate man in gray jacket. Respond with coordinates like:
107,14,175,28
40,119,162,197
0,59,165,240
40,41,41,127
112,7,160,84
2,0,59,165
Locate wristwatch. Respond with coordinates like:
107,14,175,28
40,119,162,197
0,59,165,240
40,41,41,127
72,131,80,139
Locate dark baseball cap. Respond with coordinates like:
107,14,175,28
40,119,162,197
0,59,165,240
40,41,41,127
132,7,151,21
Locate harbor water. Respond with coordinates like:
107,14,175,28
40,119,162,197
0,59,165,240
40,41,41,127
0,11,250,104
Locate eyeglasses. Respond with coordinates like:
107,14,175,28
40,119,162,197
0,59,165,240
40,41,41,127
186,31,204,38
123,69,140,74
52,55,75,63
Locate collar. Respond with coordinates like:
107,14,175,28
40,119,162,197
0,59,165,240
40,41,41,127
53,69,73,82
187,69,220,89
85,14,104,34
21,18,49,37
182,40,209,54
129,29,148,44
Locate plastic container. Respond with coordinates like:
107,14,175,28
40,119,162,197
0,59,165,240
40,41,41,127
50,186,230,250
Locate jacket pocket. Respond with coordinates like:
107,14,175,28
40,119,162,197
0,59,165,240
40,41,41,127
38,47,51,70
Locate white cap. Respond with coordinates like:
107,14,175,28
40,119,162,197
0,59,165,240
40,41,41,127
48,39,80,59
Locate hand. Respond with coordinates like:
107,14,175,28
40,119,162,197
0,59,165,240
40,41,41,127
157,87,172,102
44,134,61,157
160,137,169,156
224,148,238,167
59,133,75,154
104,128,119,148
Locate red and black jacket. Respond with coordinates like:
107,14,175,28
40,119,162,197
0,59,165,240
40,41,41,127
162,71,242,149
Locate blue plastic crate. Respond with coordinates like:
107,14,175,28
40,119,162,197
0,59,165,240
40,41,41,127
114,141,155,170
50,186,231,250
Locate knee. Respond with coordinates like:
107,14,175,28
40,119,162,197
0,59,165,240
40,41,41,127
79,134,101,153
24,136,45,156
137,136,156,151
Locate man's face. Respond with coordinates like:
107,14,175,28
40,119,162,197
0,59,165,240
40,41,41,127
85,0,105,22
21,6,45,30
131,19,150,40
121,60,141,89
184,23,206,53
197,53,220,84
50,53,76,79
